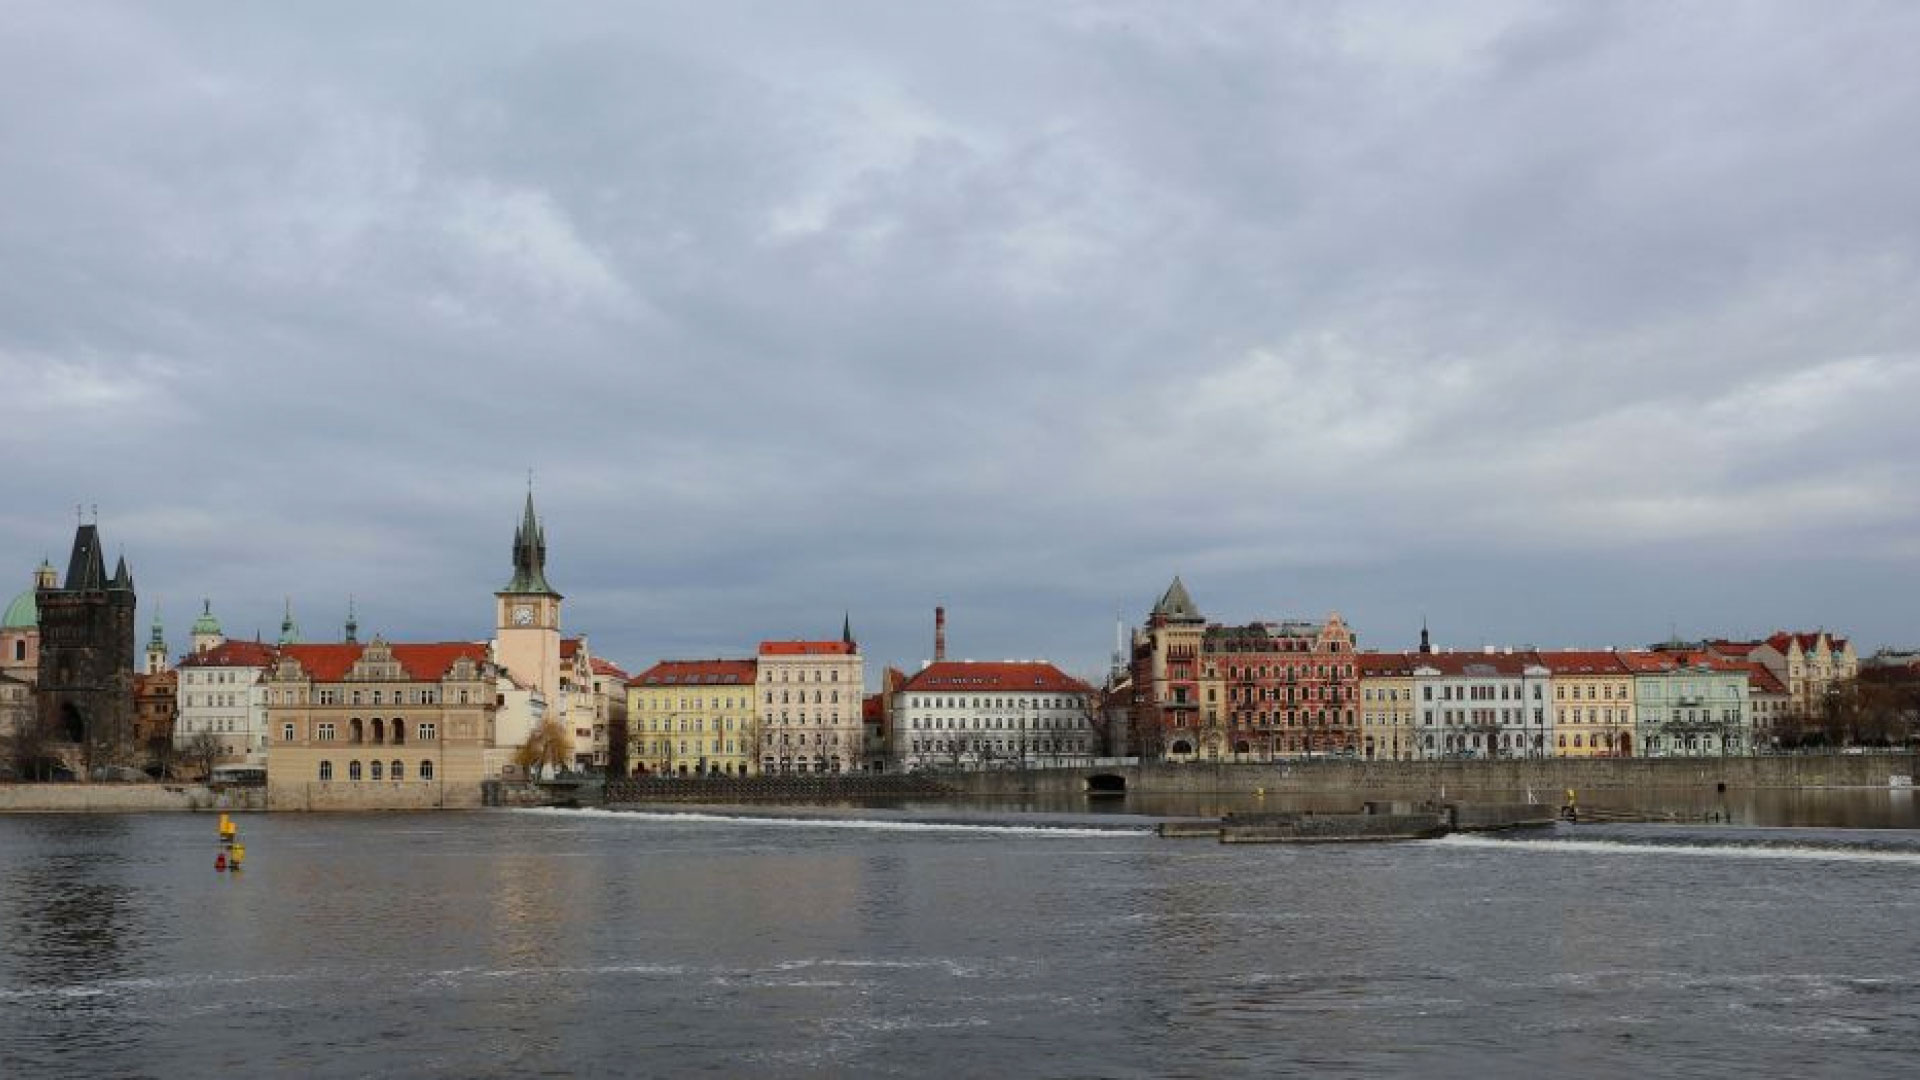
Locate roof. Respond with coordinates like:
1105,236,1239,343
1703,639,1761,659
1536,650,1631,676
632,659,757,686
177,640,279,669
1358,652,1415,677
501,490,561,597
1,587,35,630
900,660,1092,695
1618,650,1750,675
1767,630,1850,653
273,641,489,682
1742,663,1789,695
1151,576,1204,623
1411,651,1543,677
589,658,629,680
759,640,856,656
561,638,582,660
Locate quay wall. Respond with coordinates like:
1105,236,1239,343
0,783,268,813
267,780,483,811
943,755,1920,797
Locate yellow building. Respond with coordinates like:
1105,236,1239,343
1541,651,1635,757
627,659,759,776
1358,652,1416,761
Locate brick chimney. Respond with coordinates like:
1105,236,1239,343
935,606,947,662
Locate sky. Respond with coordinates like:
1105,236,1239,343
3,1,1918,684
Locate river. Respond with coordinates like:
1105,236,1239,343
2,797,1917,1077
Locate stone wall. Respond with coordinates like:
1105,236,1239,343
266,780,483,811
0,783,267,813
944,753,1920,797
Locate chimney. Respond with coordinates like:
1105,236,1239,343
935,606,947,662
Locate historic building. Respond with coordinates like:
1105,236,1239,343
892,660,1099,771
493,491,563,724
757,625,865,774
1703,632,1857,718
1358,652,1416,761
627,658,758,776
1540,651,1635,757
1202,616,1358,760
35,522,139,764
262,639,498,809
2,560,54,686
589,656,630,775
191,600,225,655
1622,650,1752,758
1130,578,1359,761
174,639,278,765
1742,662,1792,746
131,668,178,760
1411,650,1552,760
1129,577,1206,760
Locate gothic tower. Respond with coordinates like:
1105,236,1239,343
35,522,139,761
494,489,563,706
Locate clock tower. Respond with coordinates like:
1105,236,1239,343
494,489,563,707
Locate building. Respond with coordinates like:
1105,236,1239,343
190,599,225,655
263,638,498,809
1,560,54,686
1411,650,1552,760
1742,662,1792,747
892,660,1099,771
131,669,177,762
1705,632,1858,718
1358,652,1416,761
0,671,30,741
757,625,865,774
1622,651,1752,758
35,522,139,767
493,491,563,714
1203,616,1359,760
174,639,278,765
1128,577,1207,760
589,657,630,776
627,659,758,776
1539,651,1635,757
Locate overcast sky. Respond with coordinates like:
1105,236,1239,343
3,1,1917,682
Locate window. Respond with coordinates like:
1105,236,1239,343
317,722,336,741
319,761,333,781
282,722,294,742
391,760,404,781
348,760,362,781
370,760,383,780
419,722,436,741
420,759,434,781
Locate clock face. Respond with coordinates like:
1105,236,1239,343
512,605,535,626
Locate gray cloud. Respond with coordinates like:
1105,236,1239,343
3,1,1918,678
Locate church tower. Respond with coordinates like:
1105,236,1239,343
191,599,225,655
494,489,563,706
145,609,170,675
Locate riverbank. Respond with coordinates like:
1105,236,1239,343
0,783,267,813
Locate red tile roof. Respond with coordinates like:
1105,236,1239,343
589,658,630,680
274,642,489,682
177,640,279,669
1742,663,1789,695
1536,650,1632,676
1618,650,1750,675
561,638,583,660
1359,652,1415,676
1767,631,1849,653
1409,651,1543,677
900,660,1092,694
1704,639,1762,659
631,659,757,686
759,640,856,656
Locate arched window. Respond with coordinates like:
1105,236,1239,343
391,760,404,781
392,720,406,745
319,760,333,781
420,759,434,781
12,640,22,662
349,760,362,781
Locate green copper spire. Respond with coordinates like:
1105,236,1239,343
278,597,302,646
501,488,561,597
192,598,222,637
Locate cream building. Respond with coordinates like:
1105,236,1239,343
263,638,497,809
1540,651,1636,757
1358,652,1416,761
628,659,758,776
892,660,1098,771
758,627,865,774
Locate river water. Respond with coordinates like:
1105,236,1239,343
3,797,1918,1078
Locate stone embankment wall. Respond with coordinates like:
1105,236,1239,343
946,754,1920,797
606,774,957,804
0,783,268,813
268,780,483,811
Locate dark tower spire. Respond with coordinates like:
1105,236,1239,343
345,595,359,644
502,488,560,596
842,611,855,648
1418,617,1432,655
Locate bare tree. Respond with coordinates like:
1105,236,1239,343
183,731,224,781
514,718,574,779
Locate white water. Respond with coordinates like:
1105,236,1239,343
514,805,1153,837
1431,832,1920,865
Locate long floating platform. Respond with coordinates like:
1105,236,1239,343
1158,801,1558,843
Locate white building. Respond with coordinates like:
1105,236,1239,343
174,639,278,764
893,660,1100,772
757,633,865,774
1411,649,1552,761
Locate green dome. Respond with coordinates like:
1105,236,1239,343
192,599,222,636
2,588,36,631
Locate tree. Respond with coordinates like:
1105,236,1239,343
515,718,574,779
7,715,61,781
183,731,224,781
